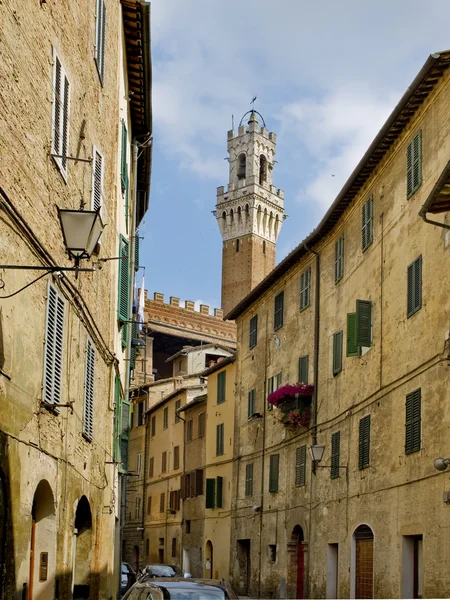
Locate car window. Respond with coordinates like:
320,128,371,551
147,565,178,577
152,585,226,600
122,565,130,574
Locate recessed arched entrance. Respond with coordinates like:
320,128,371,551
134,544,140,574
289,525,305,599
205,540,213,579
28,480,56,600
353,524,374,599
73,496,93,599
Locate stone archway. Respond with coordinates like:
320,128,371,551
287,525,305,600
28,480,56,600
73,496,93,599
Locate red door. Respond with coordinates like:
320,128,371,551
296,542,304,599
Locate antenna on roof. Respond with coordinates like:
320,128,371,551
232,114,234,130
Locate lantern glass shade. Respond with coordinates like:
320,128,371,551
58,208,105,260
309,444,325,463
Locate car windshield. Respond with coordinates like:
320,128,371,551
122,565,130,574
127,585,226,600
146,565,183,577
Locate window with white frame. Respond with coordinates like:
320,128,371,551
83,338,96,440
95,0,106,83
43,283,65,406
51,50,70,179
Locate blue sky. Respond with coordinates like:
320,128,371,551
138,0,450,312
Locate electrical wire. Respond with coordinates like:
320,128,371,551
0,270,51,299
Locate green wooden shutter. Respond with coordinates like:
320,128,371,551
346,313,360,357
300,267,311,310
269,454,279,492
358,415,370,470
362,196,373,252
405,389,421,454
334,235,344,283
205,478,215,508
267,376,274,411
333,331,343,375
248,389,255,417
407,255,422,317
216,476,223,508
130,320,138,369
134,234,140,271
118,235,130,322
298,355,309,384
407,131,422,198
113,376,121,462
356,300,372,347
295,445,306,486
217,371,226,404
331,431,340,479
274,291,284,330
249,314,258,348
245,463,253,496
216,424,224,456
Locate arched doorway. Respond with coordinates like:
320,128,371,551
73,496,93,599
290,525,305,599
205,540,213,579
353,524,374,599
28,480,56,600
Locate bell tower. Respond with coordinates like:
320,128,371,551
215,110,285,315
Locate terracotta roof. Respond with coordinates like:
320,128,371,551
200,354,236,376
419,160,450,215
147,321,237,348
226,51,450,321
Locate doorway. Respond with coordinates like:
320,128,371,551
237,539,251,596
401,535,423,599
205,540,213,579
327,543,339,598
354,525,374,599
73,496,93,599
291,525,305,599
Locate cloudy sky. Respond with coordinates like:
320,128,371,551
139,0,449,311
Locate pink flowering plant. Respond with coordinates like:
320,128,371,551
267,383,313,407
285,408,311,430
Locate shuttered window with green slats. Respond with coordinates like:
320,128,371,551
249,314,258,348
334,235,344,283
118,235,130,323
217,371,226,404
267,375,274,411
269,454,279,492
113,376,121,463
134,234,140,271
130,320,138,369
298,355,309,384
205,478,215,508
245,463,253,497
407,255,422,318
300,267,311,311
333,331,343,375
407,131,422,198
216,476,223,508
362,196,373,252
331,431,340,479
358,415,371,470
94,0,106,83
274,291,284,330
121,122,129,231
295,445,306,487
356,300,372,348
216,423,224,456
405,389,421,454
346,313,360,357
248,389,256,418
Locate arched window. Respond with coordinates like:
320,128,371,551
259,155,267,184
237,154,246,180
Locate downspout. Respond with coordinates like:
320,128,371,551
420,212,450,230
141,389,150,558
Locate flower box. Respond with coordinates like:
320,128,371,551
267,383,313,408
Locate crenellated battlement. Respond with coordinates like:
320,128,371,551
145,291,224,319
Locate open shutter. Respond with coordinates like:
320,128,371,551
205,479,215,508
362,197,373,251
216,424,224,456
52,51,70,177
358,415,370,469
245,463,253,496
92,149,103,212
274,291,284,329
356,300,372,347
43,284,65,405
269,454,279,492
295,445,306,486
249,314,258,348
346,313,360,356
118,236,130,322
134,234,140,271
334,235,344,283
83,339,95,439
130,320,138,369
333,331,343,375
95,0,106,82
248,389,255,417
407,256,422,317
61,74,70,174
331,431,340,479
405,389,421,454
407,131,422,197
217,371,226,404
216,476,223,508
298,355,309,384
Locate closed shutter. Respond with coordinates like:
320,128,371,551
113,376,121,461
300,267,311,310
267,376,274,411
173,446,179,470
248,389,255,418
130,320,138,369
358,415,371,470
269,454,279,492
205,478,215,508
331,431,340,479
217,371,226,404
160,493,165,513
334,235,344,283
52,51,70,177
298,355,309,384
295,445,306,486
149,457,154,477
92,148,103,211
362,196,373,251
134,234,140,271
346,313,360,357
356,300,372,347
245,463,253,497
83,338,95,439
405,389,421,454
333,331,343,375
407,255,422,317
216,476,223,509
216,424,224,456
274,291,284,330
407,131,422,198
43,283,65,405
95,0,106,82
249,314,258,348
118,236,130,322
196,469,204,496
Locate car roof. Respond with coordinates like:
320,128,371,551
136,578,227,588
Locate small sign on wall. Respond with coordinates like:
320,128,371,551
39,552,48,581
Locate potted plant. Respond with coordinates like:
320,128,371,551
267,383,313,409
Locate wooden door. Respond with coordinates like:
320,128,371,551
355,538,373,599
296,542,305,599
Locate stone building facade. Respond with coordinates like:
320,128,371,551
226,51,450,598
0,0,151,598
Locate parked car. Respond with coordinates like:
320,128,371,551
122,577,238,599
139,564,186,578
121,563,136,594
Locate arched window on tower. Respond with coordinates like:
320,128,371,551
259,155,267,185
237,154,246,180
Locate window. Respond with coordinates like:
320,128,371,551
295,446,306,487
362,196,374,252
149,457,154,478
346,313,360,357
274,291,284,330
83,338,95,439
91,148,104,217
267,372,282,411
407,131,422,198
163,407,168,429
175,399,181,423
146,495,152,515
43,283,65,406
137,401,144,427
173,446,180,470
356,299,372,347
300,267,311,311
134,496,141,519
186,419,193,442
259,155,267,184
236,238,240,252
198,412,205,437
405,389,421,454
161,451,167,473
249,314,258,349
268,545,277,563
216,424,224,456
151,415,156,437
245,463,253,497
358,415,371,470
118,235,130,322
333,331,343,376
185,520,191,534
217,371,226,404
298,355,308,384
216,476,223,509
269,454,279,492
51,50,70,179
196,469,204,496
145,538,149,558
169,490,181,511
407,255,422,318
136,453,142,476
248,389,256,418
237,153,246,180
263,240,266,254
171,538,177,558
94,0,106,83
206,478,216,508
334,235,344,283
159,493,165,513
331,431,340,479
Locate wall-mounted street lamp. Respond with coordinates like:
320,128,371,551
309,443,348,479
434,457,450,471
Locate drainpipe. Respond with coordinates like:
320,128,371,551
420,212,450,230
